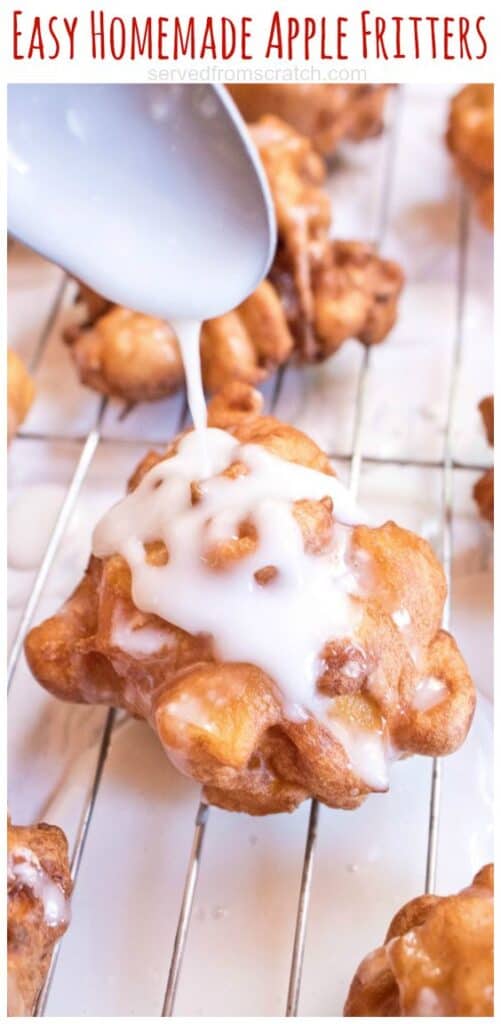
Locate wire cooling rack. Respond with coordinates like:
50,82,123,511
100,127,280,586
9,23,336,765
7,85,493,1017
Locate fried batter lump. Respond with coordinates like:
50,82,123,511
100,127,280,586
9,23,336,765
447,85,494,230
271,238,403,362
249,115,331,357
252,116,403,361
65,280,293,400
228,85,390,157
26,384,475,815
65,302,185,403
7,349,35,441
473,395,494,524
344,863,493,1016
7,818,72,1016
200,281,293,392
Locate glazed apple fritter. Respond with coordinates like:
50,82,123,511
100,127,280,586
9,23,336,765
270,237,403,361
447,84,494,230
252,116,403,361
25,384,475,816
473,395,494,524
7,348,35,442
7,818,72,1016
344,863,493,1017
249,114,331,358
228,84,391,157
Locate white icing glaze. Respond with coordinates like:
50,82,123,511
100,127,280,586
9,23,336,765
168,693,218,734
392,607,411,630
326,716,389,791
411,985,446,1015
412,675,448,712
8,846,70,928
93,427,368,722
170,319,209,472
111,613,168,657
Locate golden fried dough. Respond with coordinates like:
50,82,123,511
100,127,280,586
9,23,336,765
65,306,185,403
8,818,72,1016
271,239,403,360
252,117,403,359
26,385,475,815
479,394,494,447
447,85,494,230
249,115,331,355
473,395,494,524
228,85,390,156
344,864,493,1016
66,283,293,402
7,349,35,441
200,281,293,392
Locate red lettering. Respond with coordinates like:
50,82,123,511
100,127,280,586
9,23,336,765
131,17,153,58
393,16,404,58
337,17,348,59
265,12,283,59
242,17,252,59
304,17,315,60
409,16,422,59
288,18,300,59
458,17,472,59
375,17,388,60
64,17,78,59
90,10,105,59
221,18,236,59
427,16,439,59
28,19,44,59
320,16,333,59
47,16,60,59
12,10,24,59
158,18,169,59
443,16,454,59
476,16,488,59
360,10,371,60
109,17,126,60
173,18,194,58
200,19,217,60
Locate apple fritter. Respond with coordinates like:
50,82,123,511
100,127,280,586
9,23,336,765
26,385,475,815
344,864,493,1016
7,349,35,441
8,818,72,1016
447,84,494,230
270,239,403,361
228,84,391,157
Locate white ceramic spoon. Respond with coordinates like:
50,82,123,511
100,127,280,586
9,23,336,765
8,83,276,320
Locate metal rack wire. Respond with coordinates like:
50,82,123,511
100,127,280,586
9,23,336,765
7,88,488,1018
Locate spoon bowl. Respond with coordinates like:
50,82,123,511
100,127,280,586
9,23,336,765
8,83,276,320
